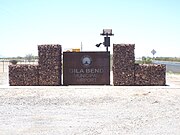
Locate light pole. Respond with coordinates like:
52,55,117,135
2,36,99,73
100,29,114,52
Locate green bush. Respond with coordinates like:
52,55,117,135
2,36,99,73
142,56,152,64
135,57,153,64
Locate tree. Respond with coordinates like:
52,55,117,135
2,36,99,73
142,56,152,64
25,54,34,62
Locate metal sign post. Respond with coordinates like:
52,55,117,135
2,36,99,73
151,49,156,59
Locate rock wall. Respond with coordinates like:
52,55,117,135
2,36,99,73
38,45,62,86
113,44,135,86
150,64,166,86
9,43,166,86
9,65,39,86
134,64,166,86
9,44,62,86
113,44,166,86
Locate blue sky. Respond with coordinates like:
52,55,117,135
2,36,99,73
0,0,180,57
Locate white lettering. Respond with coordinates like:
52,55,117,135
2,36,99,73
75,74,96,78
69,68,104,74
69,69,84,74
86,68,104,74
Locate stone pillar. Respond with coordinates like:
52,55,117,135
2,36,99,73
38,44,62,86
113,44,135,86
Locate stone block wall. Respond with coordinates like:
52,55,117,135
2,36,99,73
9,44,62,86
134,64,166,86
9,65,39,86
150,64,166,86
134,64,151,86
38,45,62,86
113,44,166,86
113,44,135,86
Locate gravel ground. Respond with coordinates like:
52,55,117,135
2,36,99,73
0,73,180,135
0,72,8,86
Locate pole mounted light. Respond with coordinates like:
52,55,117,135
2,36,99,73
100,29,114,36
97,29,114,52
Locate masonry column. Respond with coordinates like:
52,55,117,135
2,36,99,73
38,44,62,86
113,44,135,86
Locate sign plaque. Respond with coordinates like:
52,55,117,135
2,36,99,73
63,52,110,85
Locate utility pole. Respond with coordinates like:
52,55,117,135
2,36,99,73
81,42,83,51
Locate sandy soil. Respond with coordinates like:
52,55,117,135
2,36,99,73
0,73,180,135
0,72,8,86
166,73,180,87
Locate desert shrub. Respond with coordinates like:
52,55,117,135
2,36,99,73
139,57,152,64
136,57,152,64
10,60,18,65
